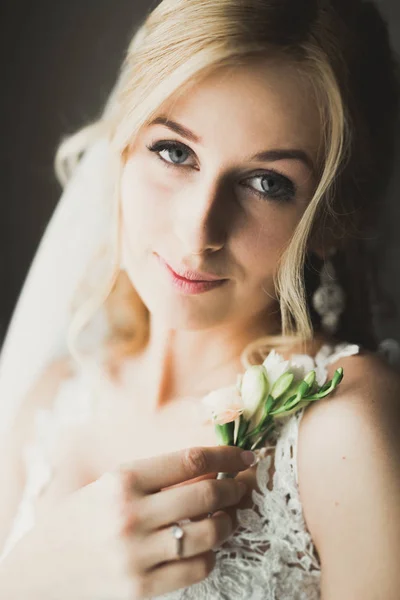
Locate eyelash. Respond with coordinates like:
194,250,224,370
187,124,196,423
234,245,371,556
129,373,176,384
146,139,296,203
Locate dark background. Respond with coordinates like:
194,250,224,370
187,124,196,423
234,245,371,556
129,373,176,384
1,0,400,346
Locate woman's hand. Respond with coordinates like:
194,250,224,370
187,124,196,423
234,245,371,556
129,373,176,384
29,446,253,600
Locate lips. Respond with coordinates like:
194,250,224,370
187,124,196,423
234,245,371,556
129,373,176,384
157,255,224,282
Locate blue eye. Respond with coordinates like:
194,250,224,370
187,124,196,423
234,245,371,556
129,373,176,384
146,139,296,203
146,140,194,168
243,172,296,203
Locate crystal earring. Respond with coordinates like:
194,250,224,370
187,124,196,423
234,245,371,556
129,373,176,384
312,251,345,335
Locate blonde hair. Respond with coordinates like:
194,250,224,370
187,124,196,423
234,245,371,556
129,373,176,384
55,0,396,369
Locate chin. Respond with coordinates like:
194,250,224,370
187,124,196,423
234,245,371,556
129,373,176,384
148,290,232,330
124,259,232,329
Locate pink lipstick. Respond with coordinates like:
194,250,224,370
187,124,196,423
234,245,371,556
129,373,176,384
157,255,227,295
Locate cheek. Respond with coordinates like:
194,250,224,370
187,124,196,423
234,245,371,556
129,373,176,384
120,159,169,241
235,205,301,275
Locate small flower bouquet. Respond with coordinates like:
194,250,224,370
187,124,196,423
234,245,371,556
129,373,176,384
201,349,344,479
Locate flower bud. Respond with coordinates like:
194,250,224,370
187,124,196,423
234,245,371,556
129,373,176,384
304,370,316,387
293,370,316,400
332,367,344,386
270,372,294,400
241,365,269,420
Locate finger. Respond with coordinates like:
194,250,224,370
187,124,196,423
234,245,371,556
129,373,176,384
219,505,239,531
162,471,218,491
179,473,239,522
192,502,239,525
119,446,255,494
132,511,233,571
134,551,216,598
137,477,247,531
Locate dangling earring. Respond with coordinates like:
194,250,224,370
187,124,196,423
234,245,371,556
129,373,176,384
312,250,345,335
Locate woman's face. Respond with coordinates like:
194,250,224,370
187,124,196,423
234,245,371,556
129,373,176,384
120,57,321,332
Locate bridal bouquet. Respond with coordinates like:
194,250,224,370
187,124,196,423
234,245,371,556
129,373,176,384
201,349,344,478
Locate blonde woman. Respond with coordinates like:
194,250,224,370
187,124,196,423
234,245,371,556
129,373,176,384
0,0,400,598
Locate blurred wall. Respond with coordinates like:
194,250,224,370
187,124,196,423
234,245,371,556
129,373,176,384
0,0,152,342
1,0,400,344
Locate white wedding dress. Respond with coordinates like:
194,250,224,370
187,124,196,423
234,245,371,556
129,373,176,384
0,342,360,599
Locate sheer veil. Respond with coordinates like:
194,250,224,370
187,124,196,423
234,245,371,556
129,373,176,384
0,25,148,439
0,135,117,438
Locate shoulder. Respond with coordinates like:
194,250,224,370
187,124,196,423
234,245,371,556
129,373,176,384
298,348,400,450
297,349,400,596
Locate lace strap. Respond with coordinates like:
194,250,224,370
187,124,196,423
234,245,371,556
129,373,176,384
315,342,360,368
272,408,305,492
272,342,361,518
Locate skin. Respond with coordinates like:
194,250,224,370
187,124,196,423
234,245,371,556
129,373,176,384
119,56,320,412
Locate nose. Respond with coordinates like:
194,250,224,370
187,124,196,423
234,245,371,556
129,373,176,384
172,179,228,255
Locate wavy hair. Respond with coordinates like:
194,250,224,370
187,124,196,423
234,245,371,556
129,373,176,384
55,0,399,369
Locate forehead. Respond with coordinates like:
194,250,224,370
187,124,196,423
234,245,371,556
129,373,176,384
154,57,322,164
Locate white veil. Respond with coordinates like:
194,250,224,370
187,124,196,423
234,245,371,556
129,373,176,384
0,134,117,437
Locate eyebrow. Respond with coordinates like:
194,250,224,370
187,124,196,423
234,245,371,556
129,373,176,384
147,115,315,174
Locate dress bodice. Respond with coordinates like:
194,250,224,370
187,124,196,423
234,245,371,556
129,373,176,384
0,342,360,599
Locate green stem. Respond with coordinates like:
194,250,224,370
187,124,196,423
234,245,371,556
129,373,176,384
250,422,275,450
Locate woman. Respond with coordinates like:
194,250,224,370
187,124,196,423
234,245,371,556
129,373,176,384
0,0,400,598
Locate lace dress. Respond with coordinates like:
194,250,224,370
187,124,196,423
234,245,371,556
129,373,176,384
0,342,360,599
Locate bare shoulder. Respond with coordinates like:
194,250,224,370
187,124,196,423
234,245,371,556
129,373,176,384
297,349,400,598
299,348,400,447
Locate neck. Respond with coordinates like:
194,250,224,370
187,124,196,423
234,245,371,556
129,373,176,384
136,306,282,413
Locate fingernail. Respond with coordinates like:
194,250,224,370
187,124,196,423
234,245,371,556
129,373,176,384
241,451,256,466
